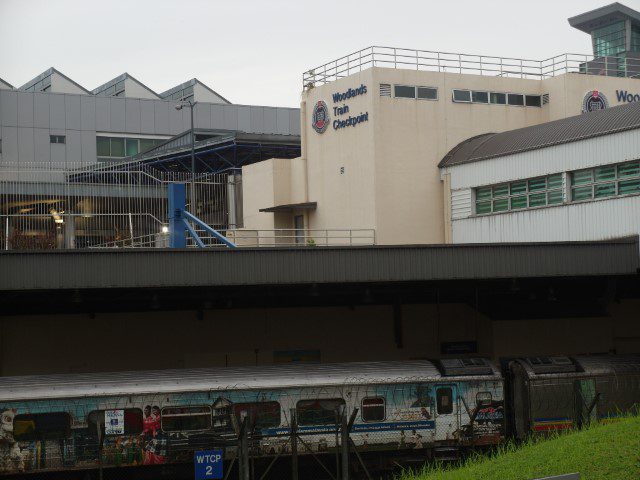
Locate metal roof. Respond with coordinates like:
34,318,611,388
260,202,317,213
515,354,640,378
91,72,160,98
0,77,14,89
568,2,640,34
0,238,637,292
18,67,91,94
159,78,231,105
0,361,444,401
439,101,640,168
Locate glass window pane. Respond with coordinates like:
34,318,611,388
436,388,453,415
161,406,211,432
297,399,345,426
618,161,640,178
394,85,415,98
525,95,542,107
476,201,491,214
126,138,139,156
476,187,492,200
490,92,506,104
139,138,156,153
595,166,616,182
529,193,546,207
14,413,71,441
547,190,564,204
572,186,593,201
594,183,616,198
452,89,471,102
547,174,563,189
417,87,437,100
362,398,385,422
528,178,546,191
233,402,281,429
493,198,508,212
510,181,527,195
472,91,489,103
572,170,593,185
507,94,524,106
511,196,527,209
619,178,640,195
110,138,125,157
493,184,509,197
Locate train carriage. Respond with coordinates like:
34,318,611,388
0,359,504,476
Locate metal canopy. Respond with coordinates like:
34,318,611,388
259,202,317,213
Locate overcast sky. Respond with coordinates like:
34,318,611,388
1,0,639,107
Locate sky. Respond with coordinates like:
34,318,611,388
1,0,639,108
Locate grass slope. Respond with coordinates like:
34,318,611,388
399,415,640,480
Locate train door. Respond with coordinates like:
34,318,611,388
434,384,458,441
575,378,598,427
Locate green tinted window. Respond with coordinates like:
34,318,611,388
618,161,640,178
493,198,508,212
572,170,592,185
572,186,593,201
476,201,492,215
126,138,139,156
547,190,563,204
110,138,125,157
547,174,563,189
528,178,546,191
529,193,546,207
493,184,509,197
595,166,615,182
511,196,527,209
510,181,527,195
619,178,640,195
594,183,615,198
476,187,492,201
139,138,156,153
96,137,110,157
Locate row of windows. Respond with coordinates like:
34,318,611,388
164,85,194,102
11,389,494,440
94,80,125,97
392,84,438,100
453,89,544,107
23,75,52,93
96,136,166,159
593,21,626,57
474,160,640,215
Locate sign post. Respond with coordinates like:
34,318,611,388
194,450,223,480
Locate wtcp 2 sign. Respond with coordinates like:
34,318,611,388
194,450,223,479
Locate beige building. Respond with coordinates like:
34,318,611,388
242,4,640,245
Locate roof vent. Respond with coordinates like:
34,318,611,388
438,358,493,376
525,356,577,374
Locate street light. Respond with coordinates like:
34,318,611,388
175,100,197,212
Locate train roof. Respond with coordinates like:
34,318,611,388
512,354,640,377
0,360,500,402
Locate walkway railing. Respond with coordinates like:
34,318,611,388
303,46,640,86
90,228,376,249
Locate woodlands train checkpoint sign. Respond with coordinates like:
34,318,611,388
194,450,223,479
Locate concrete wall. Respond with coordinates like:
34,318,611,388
242,68,640,245
0,89,300,167
0,299,637,376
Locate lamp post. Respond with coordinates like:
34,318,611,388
175,100,197,212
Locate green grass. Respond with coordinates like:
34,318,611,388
397,415,640,480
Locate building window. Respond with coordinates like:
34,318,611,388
525,95,542,107
13,413,71,441
417,87,438,100
475,173,564,215
232,402,281,429
87,409,143,436
507,93,524,106
490,92,506,105
168,85,194,102
593,21,626,57
393,85,437,100
471,91,489,103
50,135,66,144
361,397,385,422
96,136,166,161
436,387,453,415
161,406,212,432
394,85,416,98
452,89,472,103
570,160,640,201
296,399,345,425
95,80,125,97
23,74,52,93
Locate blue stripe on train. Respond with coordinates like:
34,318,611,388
262,420,435,436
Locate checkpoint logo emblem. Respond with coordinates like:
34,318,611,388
582,90,609,113
312,100,330,133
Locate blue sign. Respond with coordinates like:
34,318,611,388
194,450,223,480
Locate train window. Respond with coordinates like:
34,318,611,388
232,402,281,429
436,388,453,415
296,399,345,425
87,409,143,436
476,392,492,406
361,397,385,422
13,412,71,441
161,406,212,432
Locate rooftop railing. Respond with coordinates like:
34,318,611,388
302,46,640,86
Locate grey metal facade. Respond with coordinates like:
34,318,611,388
0,89,300,167
0,238,637,291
